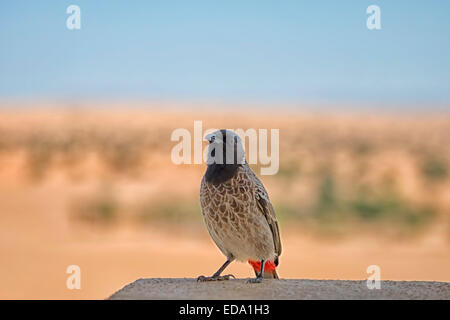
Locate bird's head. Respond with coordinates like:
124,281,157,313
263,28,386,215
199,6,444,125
205,129,245,166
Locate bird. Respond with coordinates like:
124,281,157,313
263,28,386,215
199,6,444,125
197,129,282,283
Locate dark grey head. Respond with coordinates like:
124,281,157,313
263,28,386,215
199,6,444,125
204,129,245,185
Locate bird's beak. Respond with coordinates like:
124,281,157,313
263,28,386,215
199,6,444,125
205,133,215,143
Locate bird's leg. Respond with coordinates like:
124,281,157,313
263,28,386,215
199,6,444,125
197,257,236,282
247,259,265,283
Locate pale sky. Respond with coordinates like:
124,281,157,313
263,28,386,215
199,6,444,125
1,1,449,107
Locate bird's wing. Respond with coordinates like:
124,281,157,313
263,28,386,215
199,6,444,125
247,167,282,262
256,194,282,261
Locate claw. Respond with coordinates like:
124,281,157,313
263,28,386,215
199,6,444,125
197,274,235,282
247,277,263,284
197,275,207,282
219,274,235,281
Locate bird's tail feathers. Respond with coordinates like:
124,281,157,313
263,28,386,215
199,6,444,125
248,260,279,279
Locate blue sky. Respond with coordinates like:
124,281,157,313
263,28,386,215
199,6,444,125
0,1,449,106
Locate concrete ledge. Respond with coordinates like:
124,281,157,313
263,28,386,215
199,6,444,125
108,278,450,300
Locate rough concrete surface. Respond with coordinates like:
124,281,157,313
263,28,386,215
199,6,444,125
108,278,450,300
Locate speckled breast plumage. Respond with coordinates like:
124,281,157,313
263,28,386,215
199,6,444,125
200,163,279,262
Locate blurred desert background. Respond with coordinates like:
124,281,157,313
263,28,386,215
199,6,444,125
2,1,450,300
0,102,449,299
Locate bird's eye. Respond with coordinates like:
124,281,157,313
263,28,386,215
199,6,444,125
209,136,215,144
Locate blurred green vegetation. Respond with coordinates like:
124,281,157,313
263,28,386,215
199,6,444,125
70,193,118,225
137,200,203,226
274,174,437,237
70,193,204,228
0,127,166,180
421,157,448,182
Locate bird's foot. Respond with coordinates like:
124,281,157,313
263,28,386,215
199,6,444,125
247,277,263,284
197,274,235,282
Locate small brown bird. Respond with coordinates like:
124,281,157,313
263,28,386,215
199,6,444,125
197,129,282,283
